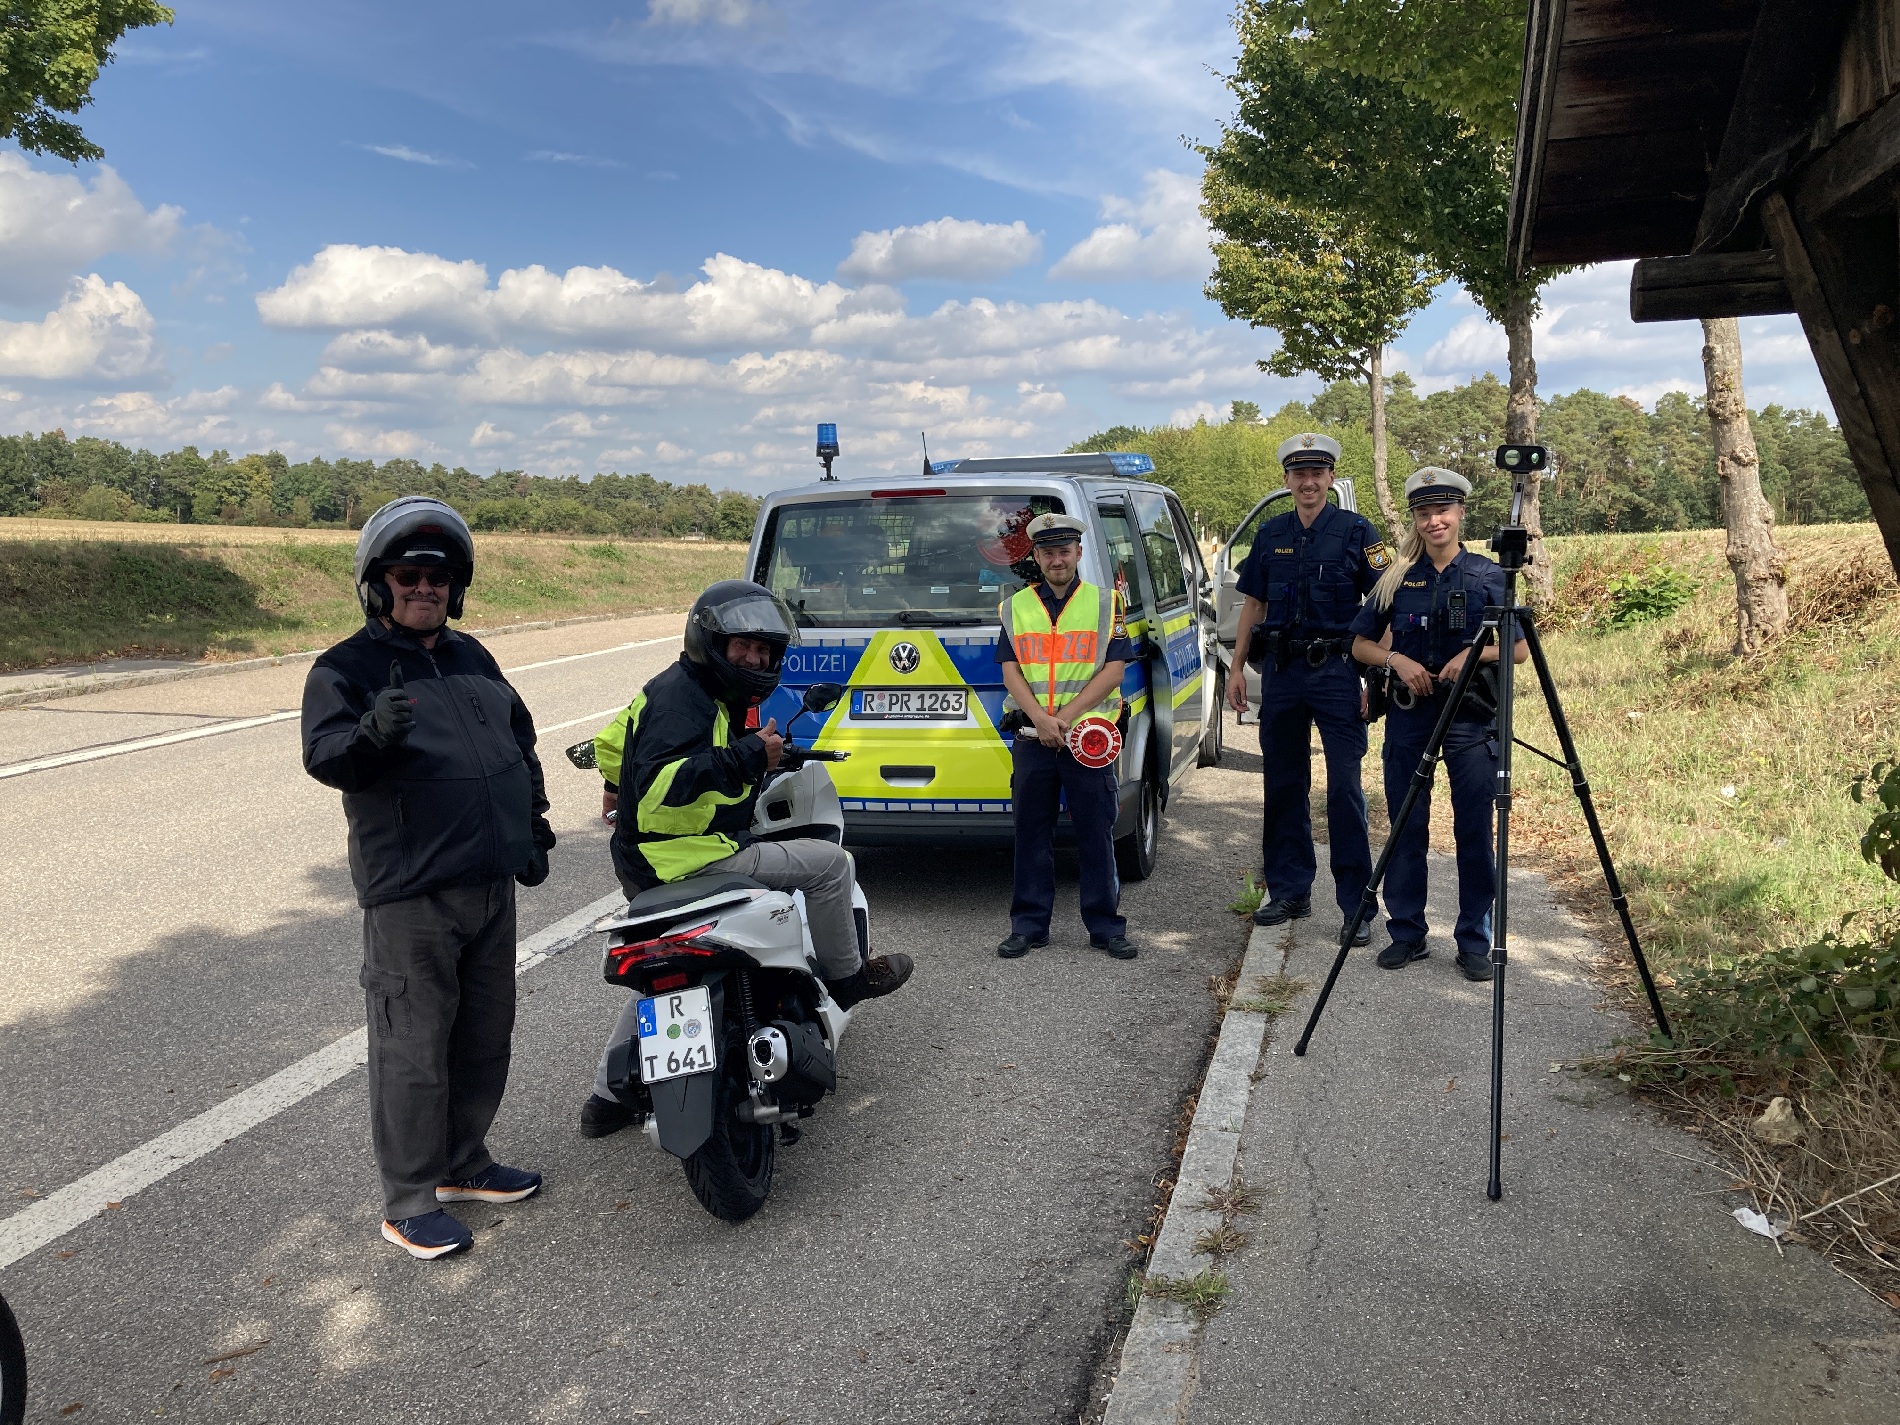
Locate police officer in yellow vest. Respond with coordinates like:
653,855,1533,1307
996,513,1139,961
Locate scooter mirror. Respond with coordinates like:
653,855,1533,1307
803,681,845,713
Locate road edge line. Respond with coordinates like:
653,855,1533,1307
1102,918,1288,1425
0,610,683,710
0,888,625,1270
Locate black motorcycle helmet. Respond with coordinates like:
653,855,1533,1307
683,580,802,704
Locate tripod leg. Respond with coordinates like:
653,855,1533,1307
1294,630,1496,1056
1487,605,1517,1203
1521,621,1675,1044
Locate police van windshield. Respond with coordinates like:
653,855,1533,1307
755,493,1064,628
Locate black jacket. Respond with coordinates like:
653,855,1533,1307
609,656,770,894
302,619,549,907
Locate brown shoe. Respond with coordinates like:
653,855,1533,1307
826,953,915,1008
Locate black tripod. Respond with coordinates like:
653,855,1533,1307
1291,460,1674,1201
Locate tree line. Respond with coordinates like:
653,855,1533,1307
0,429,762,541
1071,376,1871,542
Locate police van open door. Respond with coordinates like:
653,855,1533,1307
1124,488,1210,794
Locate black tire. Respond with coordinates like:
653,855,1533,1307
1115,771,1159,882
681,1065,775,1222
0,1291,24,1425
1197,670,1224,768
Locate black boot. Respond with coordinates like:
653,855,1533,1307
826,953,915,1009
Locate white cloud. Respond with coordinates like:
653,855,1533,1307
649,0,758,24
470,420,515,447
0,276,166,384
839,217,1041,283
1050,170,1210,282
1169,400,1222,426
258,246,851,351
363,144,474,170
526,150,623,168
0,154,184,302
258,246,491,333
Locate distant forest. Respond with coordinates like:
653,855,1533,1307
1073,373,1873,539
0,431,762,540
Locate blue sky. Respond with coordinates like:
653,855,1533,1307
0,0,1832,492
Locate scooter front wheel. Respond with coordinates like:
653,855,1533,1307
0,1290,25,1425
682,1064,775,1222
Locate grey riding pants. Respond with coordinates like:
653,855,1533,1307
595,838,858,1103
360,879,517,1221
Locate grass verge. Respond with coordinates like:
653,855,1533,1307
0,523,745,669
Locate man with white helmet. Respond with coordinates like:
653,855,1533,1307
302,497,555,1260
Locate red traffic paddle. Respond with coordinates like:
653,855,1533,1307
1066,716,1121,768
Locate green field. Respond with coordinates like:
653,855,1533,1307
0,519,747,669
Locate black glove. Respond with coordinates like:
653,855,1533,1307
517,817,556,887
363,663,416,748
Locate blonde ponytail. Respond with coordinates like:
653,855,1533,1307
1371,523,1427,609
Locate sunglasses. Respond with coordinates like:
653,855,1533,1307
386,567,455,589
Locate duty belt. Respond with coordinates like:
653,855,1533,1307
1249,628,1354,671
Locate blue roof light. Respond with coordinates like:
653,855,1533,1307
929,460,962,475
1106,452,1155,476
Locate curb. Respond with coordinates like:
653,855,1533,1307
0,610,672,711
1102,918,1289,1425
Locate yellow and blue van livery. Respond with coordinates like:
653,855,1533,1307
745,455,1219,880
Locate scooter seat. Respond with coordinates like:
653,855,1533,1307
625,873,767,917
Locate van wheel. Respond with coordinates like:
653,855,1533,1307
1198,671,1225,768
1115,773,1159,882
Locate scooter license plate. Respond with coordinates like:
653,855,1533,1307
636,986,717,1084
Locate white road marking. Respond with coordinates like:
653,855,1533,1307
0,635,681,780
0,889,625,1269
0,711,300,781
538,706,625,736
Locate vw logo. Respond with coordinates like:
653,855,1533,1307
889,641,921,674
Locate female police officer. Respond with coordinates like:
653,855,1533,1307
1348,467,1527,982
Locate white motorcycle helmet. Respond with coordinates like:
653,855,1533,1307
353,496,476,620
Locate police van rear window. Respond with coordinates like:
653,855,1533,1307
755,493,1064,628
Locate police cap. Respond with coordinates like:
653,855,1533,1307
1276,432,1341,470
1027,512,1086,547
1404,466,1472,508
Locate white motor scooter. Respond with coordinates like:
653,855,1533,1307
577,682,865,1222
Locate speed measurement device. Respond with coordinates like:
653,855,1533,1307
636,986,717,1083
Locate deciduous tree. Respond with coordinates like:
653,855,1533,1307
1701,318,1788,653
0,1,174,161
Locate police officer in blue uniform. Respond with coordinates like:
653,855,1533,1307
1349,466,1528,981
1228,433,1390,938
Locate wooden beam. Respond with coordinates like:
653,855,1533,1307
1762,191,1900,580
1795,90,1900,221
1630,252,1796,322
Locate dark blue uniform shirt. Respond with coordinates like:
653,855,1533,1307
994,578,1137,665
1237,503,1386,638
1349,547,1523,672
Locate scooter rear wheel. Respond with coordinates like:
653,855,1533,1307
682,1065,776,1222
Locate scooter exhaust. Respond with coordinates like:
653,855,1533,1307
748,1026,791,1084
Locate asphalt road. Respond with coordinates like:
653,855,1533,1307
0,615,1253,1424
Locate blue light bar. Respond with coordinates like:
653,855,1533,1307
929,460,962,475
1106,452,1155,476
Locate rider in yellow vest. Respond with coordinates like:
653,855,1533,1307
996,513,1138,961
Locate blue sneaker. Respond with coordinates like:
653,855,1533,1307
381,1209,472,1259
436,1163,543,1204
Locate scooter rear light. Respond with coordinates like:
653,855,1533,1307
650,971,690,992
607,922,719,971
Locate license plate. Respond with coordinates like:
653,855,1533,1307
636,986,717,1084
852,687,967,720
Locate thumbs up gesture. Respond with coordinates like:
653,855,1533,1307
759,716,784,771
366,661,416,747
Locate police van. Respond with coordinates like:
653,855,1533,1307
744,454,1219,880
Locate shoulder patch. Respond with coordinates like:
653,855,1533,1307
1365,541,1391,570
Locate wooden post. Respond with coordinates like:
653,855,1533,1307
1762,190,1900,579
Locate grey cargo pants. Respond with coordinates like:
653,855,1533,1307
360,879,517,1222
594,838,859,1103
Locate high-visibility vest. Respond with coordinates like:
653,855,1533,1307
1000,581,1123,720
598,694,748,883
